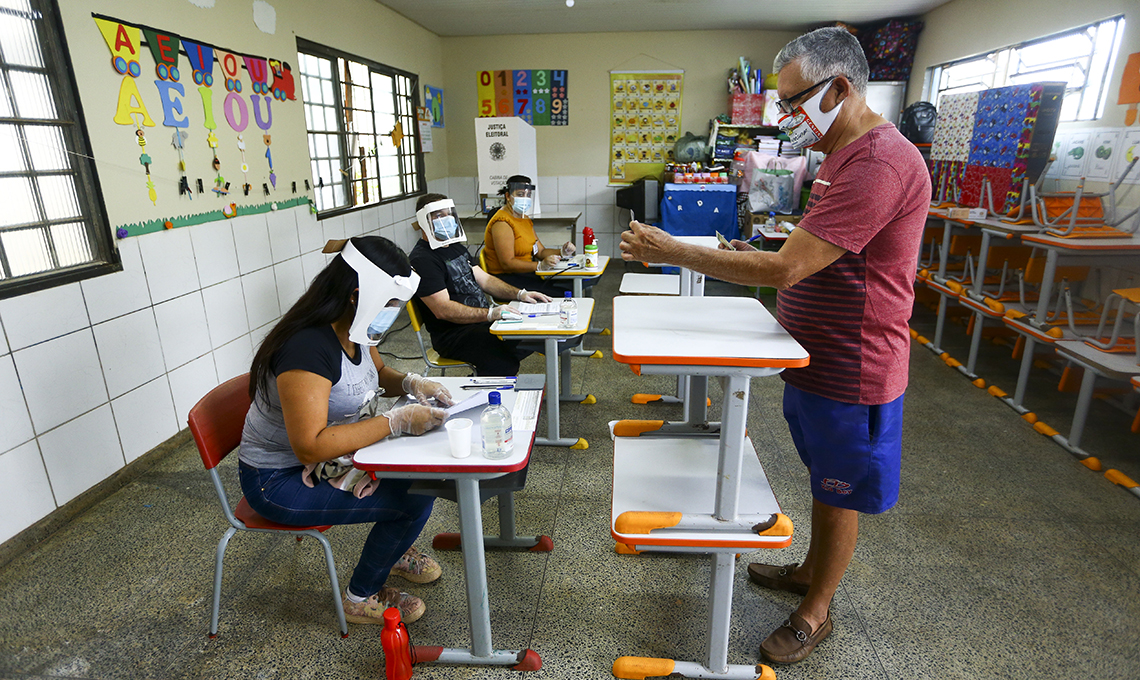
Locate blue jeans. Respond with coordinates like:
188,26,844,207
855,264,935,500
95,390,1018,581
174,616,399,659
239,463,434,597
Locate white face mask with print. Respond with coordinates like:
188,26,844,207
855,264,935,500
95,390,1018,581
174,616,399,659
778,81,843,150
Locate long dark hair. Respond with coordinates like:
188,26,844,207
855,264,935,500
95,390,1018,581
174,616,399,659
249,235,412,399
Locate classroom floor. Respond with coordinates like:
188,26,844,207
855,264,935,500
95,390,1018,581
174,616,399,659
2,265,1138,680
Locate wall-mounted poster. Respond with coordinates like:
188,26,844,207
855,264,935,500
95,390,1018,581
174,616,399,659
424,84,444,127
476,70,568,125
609,70,683,185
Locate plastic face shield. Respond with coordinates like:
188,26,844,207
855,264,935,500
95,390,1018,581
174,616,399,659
415,198,467,250
506,181,535,200
340,240,420,346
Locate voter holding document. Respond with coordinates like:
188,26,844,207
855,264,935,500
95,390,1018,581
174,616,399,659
481,174,575,298
240,236,454,626
621,27,929,666
409,193,553,376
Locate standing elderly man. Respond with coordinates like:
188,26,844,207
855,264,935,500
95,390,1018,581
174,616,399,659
620,27,930,664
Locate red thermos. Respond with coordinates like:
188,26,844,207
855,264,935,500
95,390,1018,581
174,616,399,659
582,227,596,245
381,607,413,680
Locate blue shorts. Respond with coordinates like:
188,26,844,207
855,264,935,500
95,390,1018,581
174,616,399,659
782,384,904,514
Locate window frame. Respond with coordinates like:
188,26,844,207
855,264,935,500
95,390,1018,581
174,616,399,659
924,15,1126,123
0,0,118,300
295,38,425,220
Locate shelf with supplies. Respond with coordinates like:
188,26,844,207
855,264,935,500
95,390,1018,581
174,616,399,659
708,119,785,163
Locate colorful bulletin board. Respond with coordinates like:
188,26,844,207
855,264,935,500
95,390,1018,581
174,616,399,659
476,70,568,125
929,82,1064,211
608,70,683,184
91,13,303,237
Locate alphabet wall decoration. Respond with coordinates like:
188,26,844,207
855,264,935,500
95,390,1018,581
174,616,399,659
91,13,300,219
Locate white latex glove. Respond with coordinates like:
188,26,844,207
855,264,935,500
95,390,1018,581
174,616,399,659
542,253,561,268
487,305,522,322
561,241,576,257
402,372,455,407
383,404,446,437
517,289,552,304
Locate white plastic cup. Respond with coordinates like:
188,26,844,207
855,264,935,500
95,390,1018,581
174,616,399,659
445,418,473,458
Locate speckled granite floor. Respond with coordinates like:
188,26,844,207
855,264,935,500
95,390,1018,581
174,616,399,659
2,263,1138,680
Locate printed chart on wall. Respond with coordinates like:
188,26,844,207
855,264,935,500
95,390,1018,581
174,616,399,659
476,70,568,125
609,70,682,184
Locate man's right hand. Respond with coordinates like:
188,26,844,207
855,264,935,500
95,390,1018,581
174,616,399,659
620,220,679,264
729,239,758,252
384,404,446,437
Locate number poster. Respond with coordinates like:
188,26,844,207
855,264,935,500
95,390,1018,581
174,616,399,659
477,70,568,125
609,70,683,184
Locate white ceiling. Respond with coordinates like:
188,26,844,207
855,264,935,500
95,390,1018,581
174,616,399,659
374,0,953,37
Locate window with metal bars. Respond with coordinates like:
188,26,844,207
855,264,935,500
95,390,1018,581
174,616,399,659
0,0,116,299
925,15,1126,122
296,39,424,217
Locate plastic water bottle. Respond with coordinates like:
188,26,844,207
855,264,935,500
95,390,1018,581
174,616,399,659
480,391,513,460
559,291,577,328
380,607,413,680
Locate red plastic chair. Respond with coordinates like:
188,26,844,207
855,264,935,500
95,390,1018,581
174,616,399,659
188,373,348,638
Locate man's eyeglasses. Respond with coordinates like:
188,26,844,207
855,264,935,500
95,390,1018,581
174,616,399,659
774,76,838,115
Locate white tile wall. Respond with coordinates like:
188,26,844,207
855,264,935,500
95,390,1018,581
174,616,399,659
168,353,219,426
153,292,211,370
343,210,365,238
14,329,107,433
190,220,239,289
557,176,587,206
242,267,281,330
0,354,34,454
322,214,346,242
371,202,394,234
138,228,200,304
110,376,177,463
0,282,89,351
0,441,56,544
232,213,274,275
201,279,249,349
273,257,305,311
92,309,165,399
586,176,616,206
449,177,477,205
38,404,123,506
213,335,253,383
536,176,559,206
82,239,152,325
266,209,301,263
0,204,319,544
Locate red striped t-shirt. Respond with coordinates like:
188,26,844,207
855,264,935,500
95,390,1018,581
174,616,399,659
777,124,930,404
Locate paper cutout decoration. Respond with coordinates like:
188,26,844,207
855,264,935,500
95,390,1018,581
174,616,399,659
137,128,156,205
155,80,189,127
477,70,568,125
220,50,243,93
251,94,272,130
172,130,192,199
268,59,296,101
112,76,155,126
264,134,275,188
95,17,142,77
425,85,444,127
142,28,180,81
237,133,250,194
252,0,277,35
182,39,214,87
1117,52,1140,127
243,56,270,95
389,121,404,148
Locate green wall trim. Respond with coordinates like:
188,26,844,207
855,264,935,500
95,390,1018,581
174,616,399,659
116,197,314,238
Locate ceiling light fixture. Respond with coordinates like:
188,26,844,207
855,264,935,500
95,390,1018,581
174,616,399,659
566,0,574,7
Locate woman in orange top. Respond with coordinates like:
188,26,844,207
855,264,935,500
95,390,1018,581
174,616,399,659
482,175,575,297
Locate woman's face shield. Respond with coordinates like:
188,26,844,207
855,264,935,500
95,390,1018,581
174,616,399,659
507,182,535,216
416,198,467,250
340,240,420,346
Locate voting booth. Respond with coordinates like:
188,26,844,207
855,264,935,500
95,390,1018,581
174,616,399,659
475,117,542,215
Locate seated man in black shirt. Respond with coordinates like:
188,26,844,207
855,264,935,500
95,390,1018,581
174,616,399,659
408,193,553,376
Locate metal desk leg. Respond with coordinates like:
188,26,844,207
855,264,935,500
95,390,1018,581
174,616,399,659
714,375,750,520
536,337,586,447
936,218,952,280
432,490,554,552
1055,366,1097,458
1031,250,1059,327
933,292,949,351
413,477,542,670
1002,336,1035,414
968,230,993,299
964,310,984,378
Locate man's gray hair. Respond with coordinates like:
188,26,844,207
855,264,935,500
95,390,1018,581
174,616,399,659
773,27,869,96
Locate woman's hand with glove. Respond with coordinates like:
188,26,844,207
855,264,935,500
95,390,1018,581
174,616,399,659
383,404,446,437
402,372,455,407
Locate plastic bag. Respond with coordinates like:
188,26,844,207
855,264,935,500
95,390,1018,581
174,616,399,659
749,166,795,214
